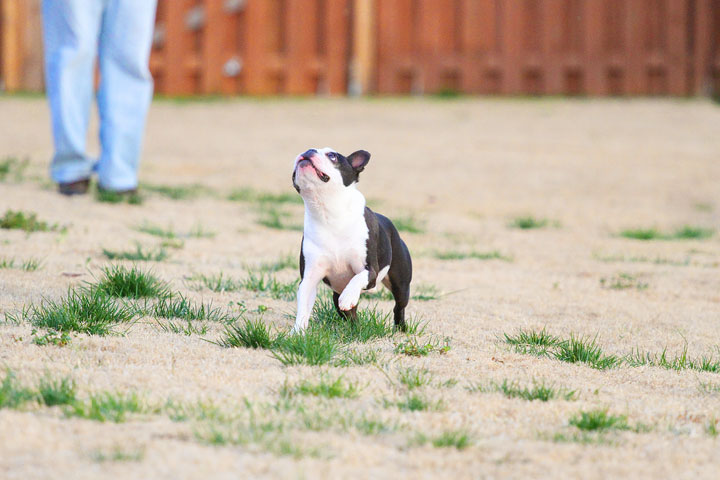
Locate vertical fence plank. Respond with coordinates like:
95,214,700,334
285,0,317,94
200,0,223,94
164,0,196,94
376,0,413,93
500,0,524,93
326,0,350,94
625,0,646,94
1,0,23,91
693,0,712,94
584,0,607,95
244,0,271,94
542,0,565,94
665,0,688,94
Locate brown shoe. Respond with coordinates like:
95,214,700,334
58,178,90,196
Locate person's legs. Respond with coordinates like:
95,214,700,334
42,0,103,185
96,0,157,191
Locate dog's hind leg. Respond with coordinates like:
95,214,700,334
389,279,409,331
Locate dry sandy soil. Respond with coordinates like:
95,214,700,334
1,96,719,479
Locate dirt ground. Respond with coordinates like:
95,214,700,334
1,96,720,479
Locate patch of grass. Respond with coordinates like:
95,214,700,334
509,216,549,230
354,416,396,435
0,210,56,232
554,334,621,370
593,252,692,267
102,243,168,262
394,393,443,412
698,381,720,394
504,328,563,356
600,273,648,290
432,249,512,261
141,182,210,200
430,430,472,449
66,391,145,423
569,409,629,432
220,318,283,349
397,367,434,390
272,329,339,366
241,270,299,301
620,226,714,241
16,288,135,336
496,379,575,401
0,257,43,271
672,226,714,240
257,253,296,272
619,228,663,240
189,272,243,292
256,206,303,231
625,345,720,373
228,187,303,205
148,294,229,322
394,336,451,357
550,431,616,445
37,374,77,407
333,348,380,367
0,156,29,182
0,370,35,409
706,418,719,437
136,222,176,239
31,328,71,347
391,215,425,233
95,189,143,205
188,223,216,238
94,264,171,299
91,446,145,463
281,374,361,399
155,318,208,336
309,298,395,343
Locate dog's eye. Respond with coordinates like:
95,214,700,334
326,152,337,161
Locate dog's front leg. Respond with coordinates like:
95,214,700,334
293,266,325,333
338,269,370,311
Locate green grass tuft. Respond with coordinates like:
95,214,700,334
391,215,425,233
95,189,143,205
504,328,563,356
394,336,451,356
94,264,171,299
220,318,283,349
600,273,648,290
228,187,302,205
102,243,168,262
148,294,229,322
397,367,434,390
189,272,242,292
569,409,629,432
272,329,339,366
241,270,299,300
1,210,57,232
496,379,575,401
510,216,550,229
0,257,42,271
18,288,135,336
38,374,77,407
141,183,210,200
281,374,360,399
430,430,472,449
620,226,714,241
432,249,513,261
0,370,35,409
553,334,621,370
256,206,303,231
394,393,443,412
625,345,720,373
0,156,29,182
66,391,145,423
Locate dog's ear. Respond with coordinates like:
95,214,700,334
347,150,370,173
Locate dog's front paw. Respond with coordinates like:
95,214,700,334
291,317,309,334
338,290,360,311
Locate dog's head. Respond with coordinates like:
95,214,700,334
292,147,371,194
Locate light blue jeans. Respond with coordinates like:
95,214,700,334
42,0,157,190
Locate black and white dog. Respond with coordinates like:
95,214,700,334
291,148,412,333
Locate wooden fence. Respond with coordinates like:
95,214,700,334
2,0,719,96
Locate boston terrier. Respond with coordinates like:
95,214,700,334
291,147,412,333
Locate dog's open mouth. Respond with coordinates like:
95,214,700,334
298,159,330,182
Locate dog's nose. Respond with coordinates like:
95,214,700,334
300,149,317,160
